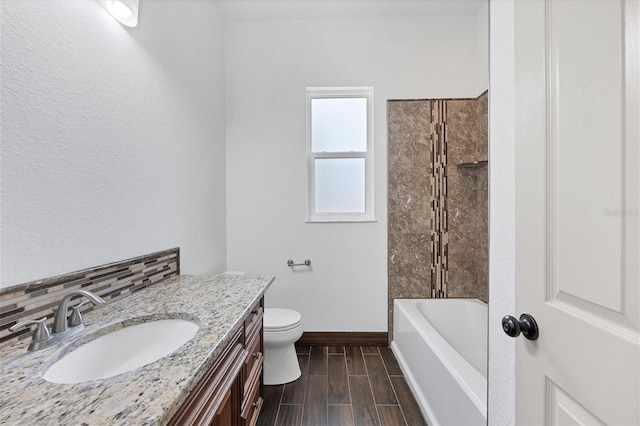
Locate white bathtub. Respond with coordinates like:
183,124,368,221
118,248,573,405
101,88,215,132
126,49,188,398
391,298,487,426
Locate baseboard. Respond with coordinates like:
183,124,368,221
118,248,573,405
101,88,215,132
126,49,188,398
297,332,389,347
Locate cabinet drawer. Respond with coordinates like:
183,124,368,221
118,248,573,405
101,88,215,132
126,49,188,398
241,363,263,425
244,329,262,381
243,353,262,398
244,306,263,340
244,396,263,426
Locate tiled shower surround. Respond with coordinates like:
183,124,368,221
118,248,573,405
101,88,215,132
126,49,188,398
0,248,179,348
388,92,488,333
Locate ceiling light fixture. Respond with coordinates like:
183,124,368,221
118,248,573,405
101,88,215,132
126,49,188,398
108,0,139,27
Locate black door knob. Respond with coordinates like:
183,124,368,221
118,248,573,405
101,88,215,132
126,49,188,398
502,313,539,340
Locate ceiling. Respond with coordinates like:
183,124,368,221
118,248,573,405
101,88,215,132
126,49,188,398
214,0,487,22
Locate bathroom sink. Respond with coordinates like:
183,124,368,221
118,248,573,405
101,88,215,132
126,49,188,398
43,319,199,384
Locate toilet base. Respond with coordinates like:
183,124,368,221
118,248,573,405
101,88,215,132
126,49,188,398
263,343,301,385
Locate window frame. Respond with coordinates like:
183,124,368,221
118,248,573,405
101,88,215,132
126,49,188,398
306,87,375,222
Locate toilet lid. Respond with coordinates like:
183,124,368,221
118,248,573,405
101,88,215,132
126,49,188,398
264,308,302,331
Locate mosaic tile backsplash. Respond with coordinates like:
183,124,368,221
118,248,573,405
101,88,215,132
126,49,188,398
0,248,180,348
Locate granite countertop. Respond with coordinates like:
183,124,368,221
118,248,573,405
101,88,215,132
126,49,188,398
0,273,274,425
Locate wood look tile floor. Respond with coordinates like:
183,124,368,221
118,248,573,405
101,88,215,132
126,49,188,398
257,346,427,426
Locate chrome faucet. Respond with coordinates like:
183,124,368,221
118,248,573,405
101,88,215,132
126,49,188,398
9,289,106,352
52,290,106,333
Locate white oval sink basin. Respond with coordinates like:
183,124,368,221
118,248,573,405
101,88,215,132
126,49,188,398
43,319,199,384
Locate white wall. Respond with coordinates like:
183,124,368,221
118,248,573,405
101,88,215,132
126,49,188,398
225,15,484,332
475,2,489,95
488,0,516,423
0,0,227,287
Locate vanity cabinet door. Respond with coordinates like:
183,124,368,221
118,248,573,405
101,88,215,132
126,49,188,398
212,385,236,426
169,331,245,426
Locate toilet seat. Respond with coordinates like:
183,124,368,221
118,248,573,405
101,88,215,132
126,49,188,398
264,308,302,332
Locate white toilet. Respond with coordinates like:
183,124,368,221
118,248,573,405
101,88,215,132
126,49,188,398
263,308,303,385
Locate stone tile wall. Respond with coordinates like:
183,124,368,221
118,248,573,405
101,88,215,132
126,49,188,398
387,100,432,334
387,92,488,336
447,93,488,301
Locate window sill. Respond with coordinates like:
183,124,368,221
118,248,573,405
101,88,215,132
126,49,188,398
305,219,378,224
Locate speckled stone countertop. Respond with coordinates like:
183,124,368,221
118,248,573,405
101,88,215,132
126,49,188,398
0,274,274,425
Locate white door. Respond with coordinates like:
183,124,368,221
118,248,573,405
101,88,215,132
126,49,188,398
513,0,639,425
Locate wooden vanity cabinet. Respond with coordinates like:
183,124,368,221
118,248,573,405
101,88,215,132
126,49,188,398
169,297,264,426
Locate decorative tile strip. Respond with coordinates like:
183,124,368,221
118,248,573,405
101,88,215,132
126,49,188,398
0,248,180,348
430,100,448,298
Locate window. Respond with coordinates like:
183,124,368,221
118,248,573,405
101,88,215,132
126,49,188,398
306,87,374,222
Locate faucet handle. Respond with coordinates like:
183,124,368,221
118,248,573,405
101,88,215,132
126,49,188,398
69,300,91,327
9,317,51,342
